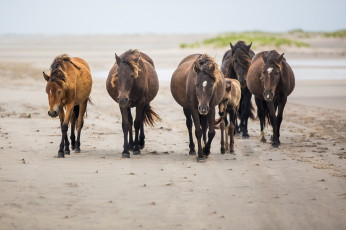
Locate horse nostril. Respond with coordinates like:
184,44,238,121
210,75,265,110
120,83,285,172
53,111,58,116
125,98,129,103
116,97,120,103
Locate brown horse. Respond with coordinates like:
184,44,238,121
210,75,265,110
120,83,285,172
221,41,255,138
106,49,160,158
247,50,295,146
171,54,225,162
216,78,241,154
43,54,92,158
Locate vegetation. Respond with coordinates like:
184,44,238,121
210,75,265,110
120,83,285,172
180,31,312,49
323,30,346,38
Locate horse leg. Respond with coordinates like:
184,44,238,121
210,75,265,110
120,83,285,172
229,109,236,153
255,98,266,143
139,122,145,149
242,89,252,138
120,107,130,158
70,105,79,151
183,108,195,155
200,115,207,145
58,104,73,158
277,97,287,144
203,107,216,157
220,117,226,154
191,110,204,161
127,108,134,151
133,104,144,155
75,101,87,153
266,102,279,147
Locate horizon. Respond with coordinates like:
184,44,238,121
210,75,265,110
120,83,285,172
1,0,345,35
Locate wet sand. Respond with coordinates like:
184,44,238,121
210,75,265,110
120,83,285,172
0,35,345,229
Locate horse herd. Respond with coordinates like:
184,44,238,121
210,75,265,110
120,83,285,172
43,41,295,162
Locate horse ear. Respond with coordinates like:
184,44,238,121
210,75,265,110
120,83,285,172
115,53,121,64
230,43,234,50
247,42,252,50
262,53,268,63
193,61,200,74
277,53,284,65
43,71,50,81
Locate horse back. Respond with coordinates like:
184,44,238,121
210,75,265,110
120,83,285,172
282,60,295,96
171,57,198,108
247,52,265,98
69,57,92,105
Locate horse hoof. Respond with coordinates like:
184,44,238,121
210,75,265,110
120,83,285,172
242,134,250,139
57,152,65,158
272,142,280,148
197,157,206,163
229,149,235,154
260,137,267,143
75,148,81,153
203,147,210,156
64,150,70,155
133,150,141,155
221,149,225,154
122,153,130,158
71,146,75,150
139,142,145,149
189,150,196,156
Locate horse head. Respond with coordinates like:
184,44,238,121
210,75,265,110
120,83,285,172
43,68,68,117
193,54,220,115
229,41,252,87
114,49,141,108
261,51,284,102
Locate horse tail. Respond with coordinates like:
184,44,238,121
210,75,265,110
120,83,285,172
143,104,161,127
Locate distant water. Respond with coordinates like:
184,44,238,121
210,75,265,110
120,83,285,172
94,59,346,81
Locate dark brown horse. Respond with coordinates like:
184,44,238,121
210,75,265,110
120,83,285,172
247,50,295,146
171,54,225,162
106,49,160,158
43,54,92,158
221,41,255,138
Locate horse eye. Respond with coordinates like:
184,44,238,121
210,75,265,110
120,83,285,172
275,71,279,75
58,90,62,95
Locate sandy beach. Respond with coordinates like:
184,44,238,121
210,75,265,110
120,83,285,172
0,35,345,230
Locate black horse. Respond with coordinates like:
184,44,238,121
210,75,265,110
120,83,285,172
221,41,255,138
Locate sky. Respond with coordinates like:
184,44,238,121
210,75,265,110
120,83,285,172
0,0,345,34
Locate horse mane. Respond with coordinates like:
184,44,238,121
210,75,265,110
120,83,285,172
229,41,252,71
120,49,142,78
263,50,285,69
50,54,81,71
49,54,81,86
193,54,221,85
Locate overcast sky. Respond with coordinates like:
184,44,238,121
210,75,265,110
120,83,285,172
0,0,345,34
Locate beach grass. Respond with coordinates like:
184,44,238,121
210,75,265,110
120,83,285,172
180,31,311,49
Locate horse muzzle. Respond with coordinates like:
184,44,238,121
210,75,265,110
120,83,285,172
263,91,274,102
117,97,129,108
48,110,58,117
198,105,209,115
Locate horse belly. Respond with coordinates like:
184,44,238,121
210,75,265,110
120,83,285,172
170,72,188,108
75,71,92,104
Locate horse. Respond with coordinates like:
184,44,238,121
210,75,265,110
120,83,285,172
215,78,241,154
247,50,295,147
221,41,255,138
43,54,92,158
106,49,160,158
171,54,225,162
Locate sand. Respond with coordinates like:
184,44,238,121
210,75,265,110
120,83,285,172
0,35,345,230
